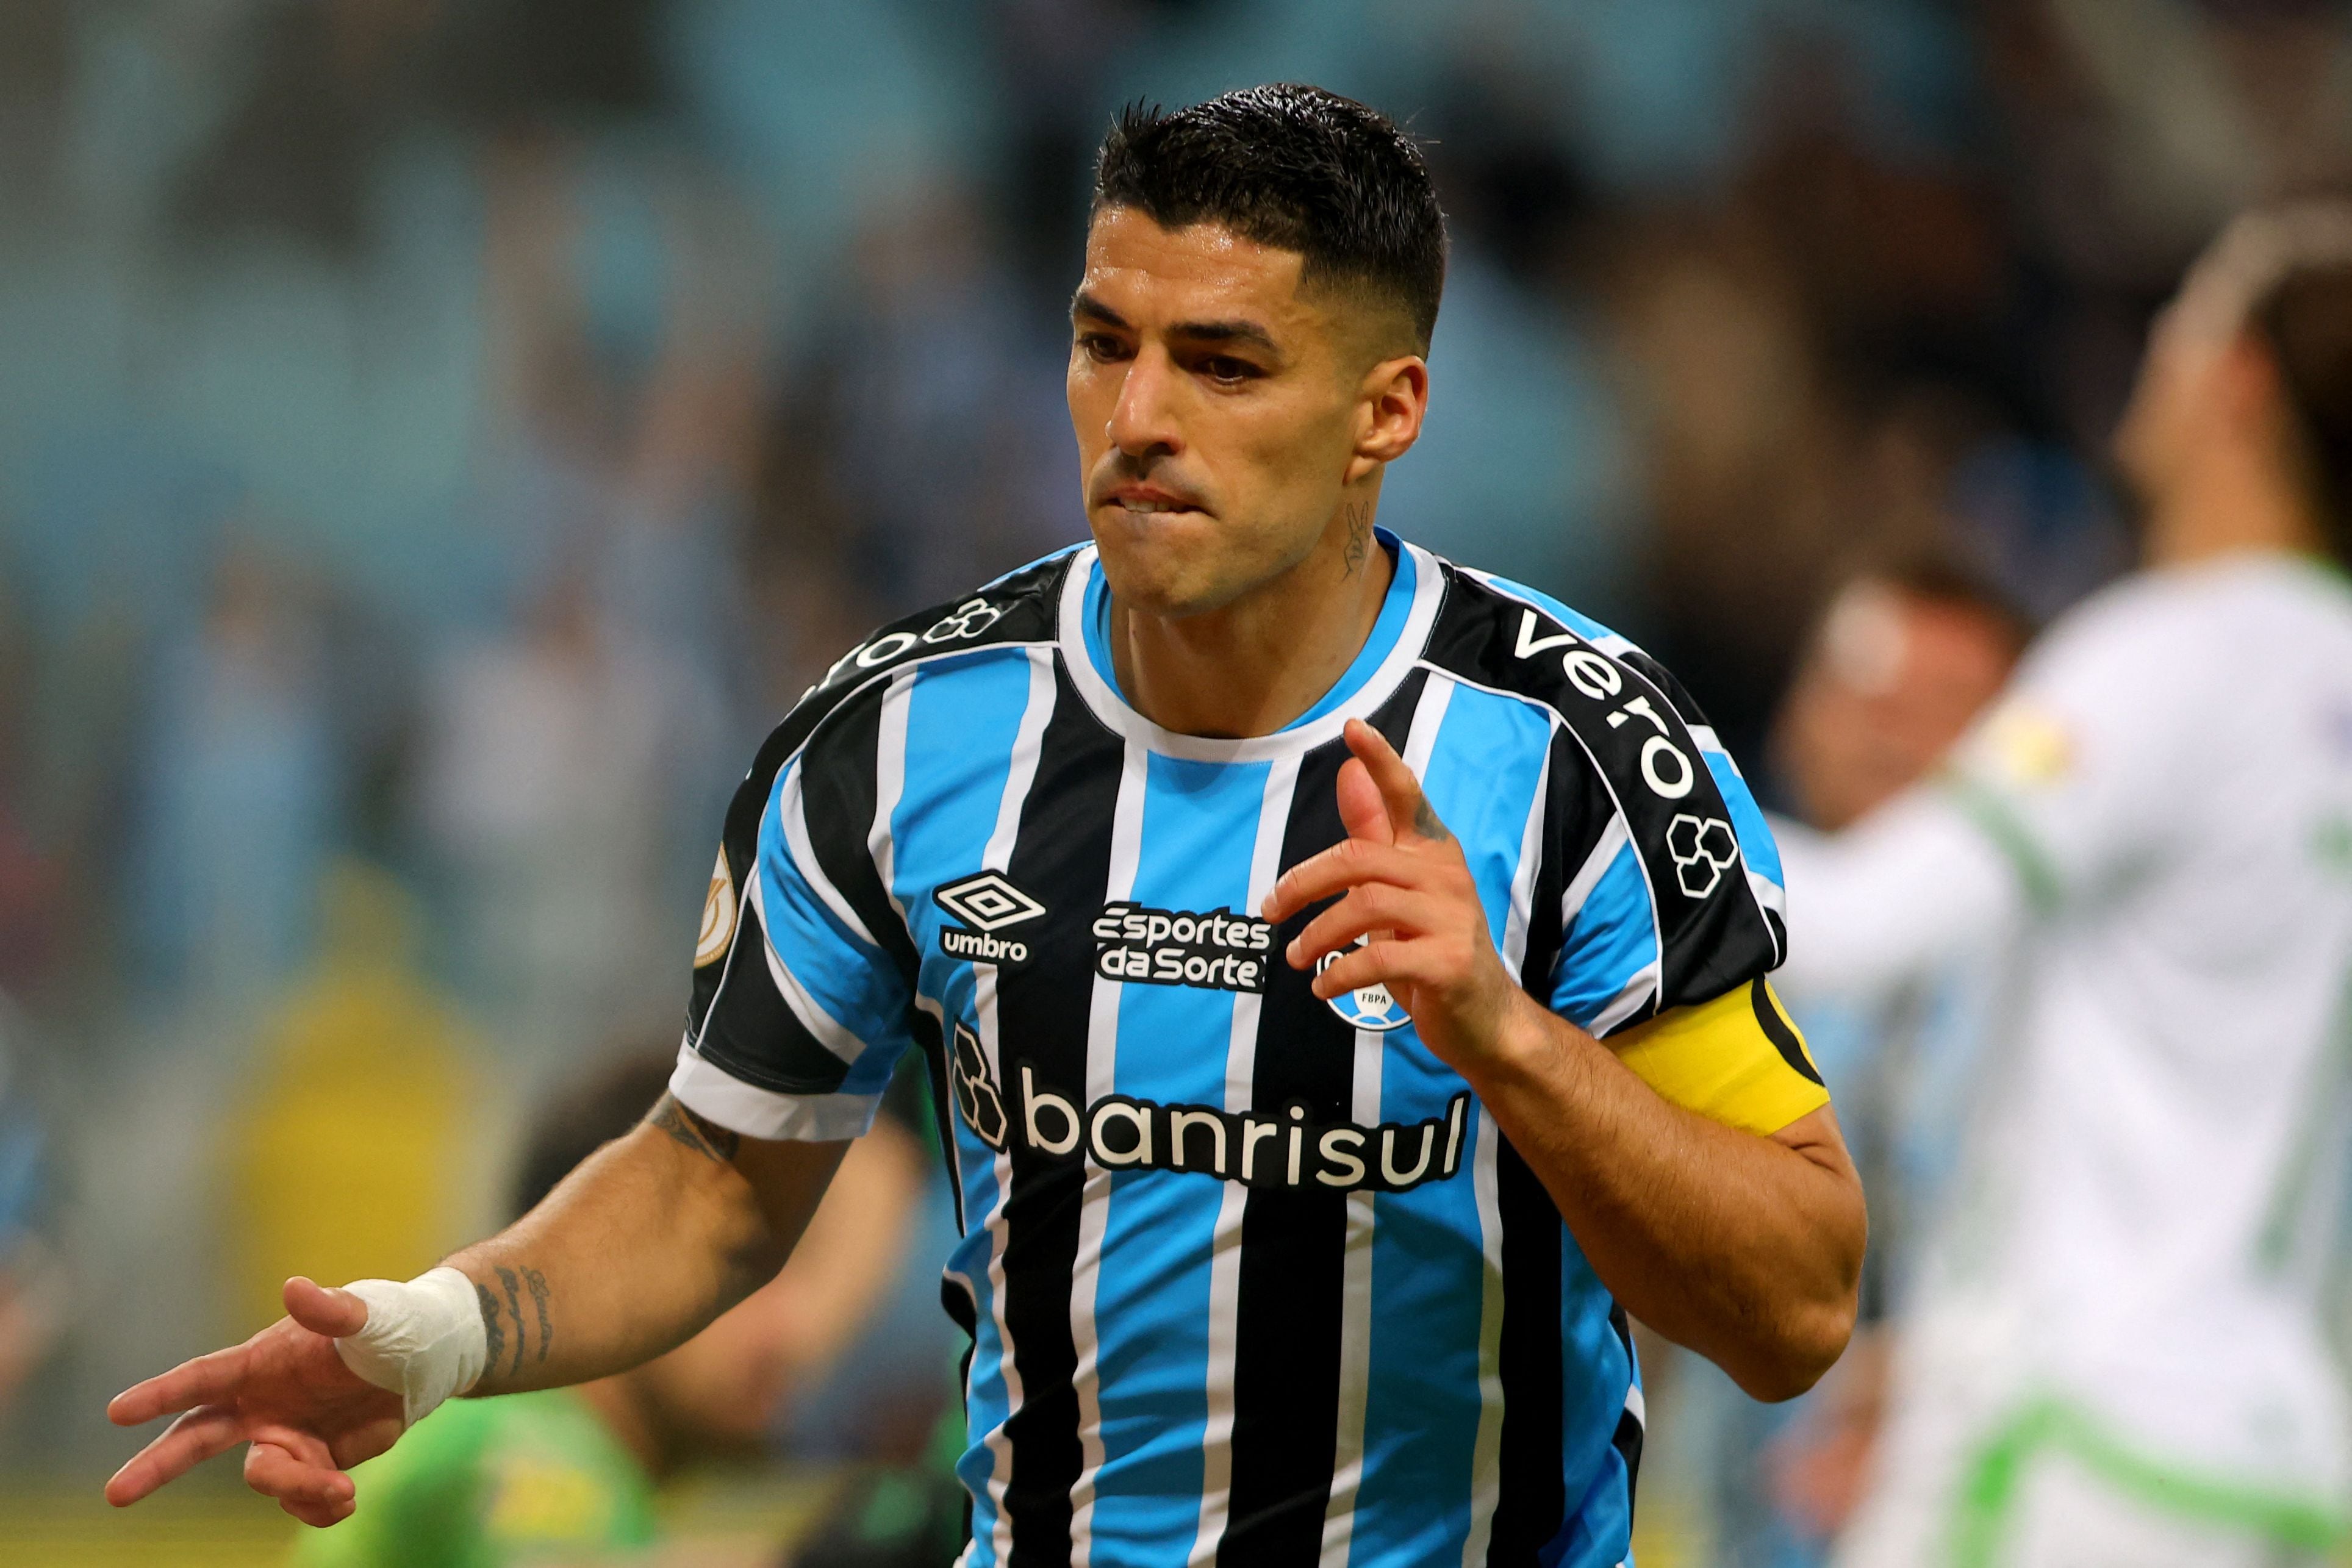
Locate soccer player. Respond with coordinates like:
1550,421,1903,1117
1782,206,2352,1567
104,85,1864,1567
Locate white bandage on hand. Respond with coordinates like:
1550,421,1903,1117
331,1267,490,1427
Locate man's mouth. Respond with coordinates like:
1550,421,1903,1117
1098,479,1205,516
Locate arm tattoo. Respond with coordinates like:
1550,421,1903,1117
476,1265,557,1381
1342,502,1372,576
475,1283,505,1378
648,1093,742,1163
493,1267,526,1378
523,1267,554,1365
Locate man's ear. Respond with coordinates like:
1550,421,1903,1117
1346,355,1430,485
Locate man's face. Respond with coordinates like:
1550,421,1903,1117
1776,582,2018,831
1067,208,1406,617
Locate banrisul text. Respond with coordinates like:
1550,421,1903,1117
1014,1064,1468,1194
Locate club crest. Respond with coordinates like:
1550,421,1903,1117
1316,938,1411,1031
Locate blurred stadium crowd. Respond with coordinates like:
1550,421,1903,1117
1,0,2349,1561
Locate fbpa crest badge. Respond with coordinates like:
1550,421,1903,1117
1316,937,1411,1032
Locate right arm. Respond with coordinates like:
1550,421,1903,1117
110,620,955,1527
446,1095,844,1395
104,1100,845,1526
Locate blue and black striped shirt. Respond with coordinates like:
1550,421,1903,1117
673,534,1812,1567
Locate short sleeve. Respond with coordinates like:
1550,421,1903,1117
671,693,919,1143
1540,655,1788,1034
1538,659,1828,1134
1940,584,2200,914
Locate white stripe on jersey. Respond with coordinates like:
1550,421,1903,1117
781,761,882,949
745,874,870,1064
1461,723,1555,1568
870,669,916,932
1189,753,1303,1567
972,648,1058,1568
1559,814,1630,930
1591,958,1663,1037
1461,1105,1508,1568
1067,737,1152,1568
1504,723,1559,978
1323,673,1457,1567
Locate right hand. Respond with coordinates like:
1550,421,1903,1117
106,1276,405,1527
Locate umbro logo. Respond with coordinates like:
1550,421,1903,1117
935,872,1046,931
935,872,1047,965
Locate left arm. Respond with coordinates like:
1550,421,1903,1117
1264,720,1864,1402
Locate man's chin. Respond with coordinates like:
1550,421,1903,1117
1089,514,1228,617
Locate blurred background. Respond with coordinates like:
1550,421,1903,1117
0,0,2347,1562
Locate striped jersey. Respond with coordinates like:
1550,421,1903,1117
672,534,1824,1568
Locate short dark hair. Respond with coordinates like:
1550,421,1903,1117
1092,84,1448,352
509,1050,678,1222
1866,549,2037,655
2252,259,2352,570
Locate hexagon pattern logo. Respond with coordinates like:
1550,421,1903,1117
1666,814,1740,899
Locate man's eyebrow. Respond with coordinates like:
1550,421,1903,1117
1171,319,1280,354
1070,291,1128,328
1069,293,1281,355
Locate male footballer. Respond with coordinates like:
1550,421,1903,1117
107,85,1863,1567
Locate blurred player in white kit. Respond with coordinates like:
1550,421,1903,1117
1782,204,2352,1568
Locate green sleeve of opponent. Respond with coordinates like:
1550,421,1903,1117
287,1390,659,1568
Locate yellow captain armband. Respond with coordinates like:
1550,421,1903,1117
1607,978,1829,1136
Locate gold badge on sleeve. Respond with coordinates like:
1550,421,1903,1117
694,850,738,968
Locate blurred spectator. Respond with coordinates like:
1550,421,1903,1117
793,185,1080,616
418,569,720,1061
0,992,63,1424
224,861,479,1333
0,562,60,995
1682,560,2029,1567
293,1047,926,1567
1790,206,2352,1568
1774,567,2033,838
131,539,340,1006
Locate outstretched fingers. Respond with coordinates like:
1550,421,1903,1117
1286,884,1443,972
106,1406,245,1506
1311,938,1443,1002
1263,839,1432,927
108,1343,249,1428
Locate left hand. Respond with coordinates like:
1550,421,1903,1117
1261,718,1526,1067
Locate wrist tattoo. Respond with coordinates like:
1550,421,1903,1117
524,1267,553,1366
493,1267,526,1378
475,1265,557,1381
649,1093,741,1163
475,1283,505,1378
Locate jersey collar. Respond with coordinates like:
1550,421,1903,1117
1061,527,1443,761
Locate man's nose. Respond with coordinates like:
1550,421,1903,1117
1107,347,1185,459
